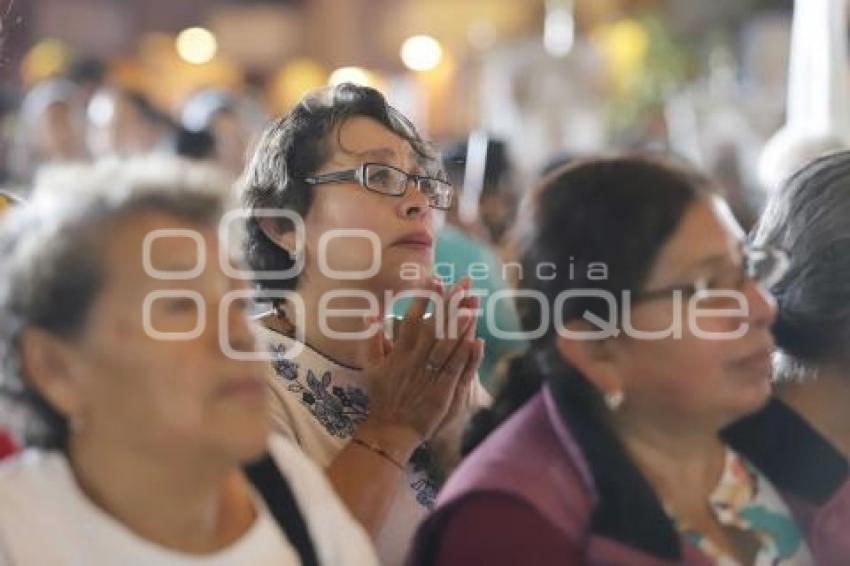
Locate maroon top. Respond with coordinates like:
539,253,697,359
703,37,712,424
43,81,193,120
427,493,582,565
410,383,850,566
0,431,18,461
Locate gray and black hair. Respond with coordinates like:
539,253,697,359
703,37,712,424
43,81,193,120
752,150,850,380
0,156,228,449
241,82,442,298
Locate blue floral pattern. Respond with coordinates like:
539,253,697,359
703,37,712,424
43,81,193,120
269,340,444,509
409,444,443,509
270,344,369,439
410,477,438,508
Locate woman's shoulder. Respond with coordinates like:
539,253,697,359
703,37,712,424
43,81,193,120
264,435,379,565
266,434,326,484
437,392,593,535
0,449,79,560
0,448,68,500
411,490,584,566
447,391,585,485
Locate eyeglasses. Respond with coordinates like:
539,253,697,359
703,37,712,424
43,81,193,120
303,162,455,211
634,245,790,304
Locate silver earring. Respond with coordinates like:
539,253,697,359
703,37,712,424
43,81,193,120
604,390,624,411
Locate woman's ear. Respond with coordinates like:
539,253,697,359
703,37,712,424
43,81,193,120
18,328,84,420
259,218,298,256
554,320,624,399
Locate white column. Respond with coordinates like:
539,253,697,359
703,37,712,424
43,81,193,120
758,0,850,190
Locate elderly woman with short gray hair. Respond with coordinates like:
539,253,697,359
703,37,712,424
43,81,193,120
752,149,850,456
0,157,376,565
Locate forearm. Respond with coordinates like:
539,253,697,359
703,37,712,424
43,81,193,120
325,421,420,537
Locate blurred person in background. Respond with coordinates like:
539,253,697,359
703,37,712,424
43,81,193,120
413,139,526,392
442,139,518,251
0,90,20,188
242,83,486,565
11,79,87,182
87,87,175,159
64,56,107,109
0,157,376,565
172,127,218,164
412,157,850,565
751,150,850,457
182,89,261,178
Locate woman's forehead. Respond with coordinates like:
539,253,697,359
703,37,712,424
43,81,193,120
647,198,744,282
100,212,217,281
333,116,419,164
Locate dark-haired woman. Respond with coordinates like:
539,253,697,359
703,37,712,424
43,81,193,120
242,83,487,564
752,150,850,457
411,157,850,565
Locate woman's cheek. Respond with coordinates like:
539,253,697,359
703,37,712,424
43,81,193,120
320,236,382,277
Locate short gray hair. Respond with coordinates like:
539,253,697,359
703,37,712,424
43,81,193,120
0,156,228,448
752,150,850,380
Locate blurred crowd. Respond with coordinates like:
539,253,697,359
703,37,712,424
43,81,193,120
1,58,263,187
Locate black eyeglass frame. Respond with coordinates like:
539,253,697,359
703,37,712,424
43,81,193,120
632,245,790,304
302,162,455,210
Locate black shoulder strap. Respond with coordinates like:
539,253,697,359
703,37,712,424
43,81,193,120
245,454,320,566
723,397,849,505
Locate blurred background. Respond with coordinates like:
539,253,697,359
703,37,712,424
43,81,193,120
0,0,807,229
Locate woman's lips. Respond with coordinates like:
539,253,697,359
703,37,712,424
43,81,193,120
730,346,773,376
391,231,434,251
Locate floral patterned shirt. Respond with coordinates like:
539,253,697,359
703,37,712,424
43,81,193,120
675,448,814,565
258,326,450,566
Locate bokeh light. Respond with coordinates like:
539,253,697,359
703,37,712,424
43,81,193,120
21,39,72,85
176,27,218,65
400,35,444,72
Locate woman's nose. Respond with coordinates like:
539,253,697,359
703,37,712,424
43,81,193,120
398,180,432,220
745,279,778,329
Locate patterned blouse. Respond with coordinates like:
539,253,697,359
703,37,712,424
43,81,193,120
258,325,486,566
674,449,813,565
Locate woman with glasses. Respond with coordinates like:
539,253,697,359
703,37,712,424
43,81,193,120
0,158,377,565
410,157,850,565
242,83,486,565
752,150,850,457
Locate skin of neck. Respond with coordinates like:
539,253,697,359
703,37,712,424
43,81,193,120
777,366,850,457
287,275,392,370
68,429,256,554
610,407,727,515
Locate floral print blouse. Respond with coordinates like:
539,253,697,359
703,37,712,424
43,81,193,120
258,325,461,566
674,448,814,565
